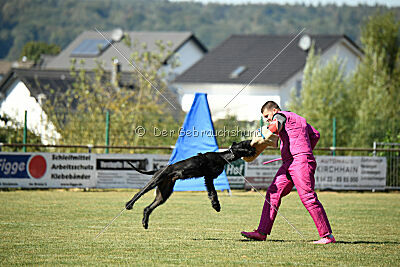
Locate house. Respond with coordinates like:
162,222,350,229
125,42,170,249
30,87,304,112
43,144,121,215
173,34,362,121
0,60,11,82
42,30,207,79
0,30,207,144
0,67,183,144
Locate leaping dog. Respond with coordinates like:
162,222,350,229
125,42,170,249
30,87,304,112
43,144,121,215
125,140,256,229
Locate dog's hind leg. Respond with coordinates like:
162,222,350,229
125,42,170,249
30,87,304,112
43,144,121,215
142,179,175,229
125,172,165,210
205,177,220,212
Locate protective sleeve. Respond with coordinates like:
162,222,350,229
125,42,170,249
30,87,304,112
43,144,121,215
269,113,286,133
307,123,320,150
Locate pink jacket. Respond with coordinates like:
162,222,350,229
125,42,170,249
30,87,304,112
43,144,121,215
278,111,320,162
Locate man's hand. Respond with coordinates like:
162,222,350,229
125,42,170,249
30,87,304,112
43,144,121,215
243,126,279,162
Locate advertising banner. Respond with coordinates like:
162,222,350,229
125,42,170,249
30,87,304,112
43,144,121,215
224,158,246,189
95,154,170,188
0,152,387,190
244,155,281,190
0,153,95,188
315,156,387,190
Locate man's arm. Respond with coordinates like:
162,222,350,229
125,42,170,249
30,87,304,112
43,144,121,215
307,123,320,150
268,113,286,134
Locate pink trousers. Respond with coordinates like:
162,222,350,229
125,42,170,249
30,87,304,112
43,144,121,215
257,154,332,237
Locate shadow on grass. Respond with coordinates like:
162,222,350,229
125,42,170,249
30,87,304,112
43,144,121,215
336,240,400,245
240,239,301,243
193,238,400,245
192,237,301,242
192,238,226,241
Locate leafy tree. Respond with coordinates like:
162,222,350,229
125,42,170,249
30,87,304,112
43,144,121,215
213,115,257,148
0,114,42,151
2,0,399,60
351,12,400,146
288,45,353,149
42,38,183,153
19,41,60,64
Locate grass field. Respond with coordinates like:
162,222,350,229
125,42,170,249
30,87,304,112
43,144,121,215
0,189,399,266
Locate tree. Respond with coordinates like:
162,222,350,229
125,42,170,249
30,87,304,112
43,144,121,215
19,41,61,64
288,45,353,149
0,114,42,151
213,115,257,148
2,0,399,60
351,12,400,147
42,38,183,153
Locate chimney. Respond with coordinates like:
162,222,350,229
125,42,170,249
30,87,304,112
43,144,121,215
111,58,121,89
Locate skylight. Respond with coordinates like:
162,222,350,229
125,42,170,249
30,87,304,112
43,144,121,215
230,65,247,79
70,39,111,57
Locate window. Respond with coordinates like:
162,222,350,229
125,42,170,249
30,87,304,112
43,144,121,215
70,39,111,57
230,65,247,79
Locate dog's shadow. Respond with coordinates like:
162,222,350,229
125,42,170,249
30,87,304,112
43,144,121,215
239,239,299,243
192,238,299,242
192,238,226,241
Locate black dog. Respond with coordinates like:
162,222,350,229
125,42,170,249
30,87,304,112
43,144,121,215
125,140,256,229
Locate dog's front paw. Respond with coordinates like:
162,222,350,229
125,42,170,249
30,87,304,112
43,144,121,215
212,202,221,212
142,219,149,229
125,201,133,210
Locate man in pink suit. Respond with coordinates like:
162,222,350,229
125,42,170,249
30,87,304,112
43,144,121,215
241,101,335,244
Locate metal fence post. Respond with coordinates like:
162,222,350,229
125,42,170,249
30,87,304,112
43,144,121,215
23,110,27,152
373,141,377,156
332,117,336,156
105,110,110,154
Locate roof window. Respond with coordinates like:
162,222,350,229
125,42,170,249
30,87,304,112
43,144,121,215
229,65,247,79
70,39,110,57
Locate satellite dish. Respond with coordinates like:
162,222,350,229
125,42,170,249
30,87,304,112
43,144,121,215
298,34,311,51
111,28,124,42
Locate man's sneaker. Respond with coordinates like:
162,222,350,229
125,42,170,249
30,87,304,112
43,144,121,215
241,230,267,241
313,234,336,244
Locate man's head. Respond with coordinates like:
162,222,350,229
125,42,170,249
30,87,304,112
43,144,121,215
261,101,281,123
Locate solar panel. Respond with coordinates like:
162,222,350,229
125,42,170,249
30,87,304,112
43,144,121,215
70,39,111,57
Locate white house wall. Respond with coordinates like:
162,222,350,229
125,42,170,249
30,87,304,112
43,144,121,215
319,40,361,76
0,80,60,144
162,40,205,80
280,39,361,110
175,82,280,121
280,70,304,110
173,40,205,75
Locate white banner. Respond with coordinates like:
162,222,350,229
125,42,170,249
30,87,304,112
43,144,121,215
244,155,281,190
95,154,169,188
315,156,387,190
240,155,386,191
0,153,95,188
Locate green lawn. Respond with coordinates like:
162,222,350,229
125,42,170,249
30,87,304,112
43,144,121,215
0,189,399,266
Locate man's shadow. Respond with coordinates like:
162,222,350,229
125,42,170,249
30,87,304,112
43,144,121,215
335,240,400,245
239,239,400,244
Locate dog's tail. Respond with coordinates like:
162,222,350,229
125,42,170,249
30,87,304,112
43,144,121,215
126,161,158,175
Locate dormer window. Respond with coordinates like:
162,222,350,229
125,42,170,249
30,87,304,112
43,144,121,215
70,39,110,57
230,65,247,79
